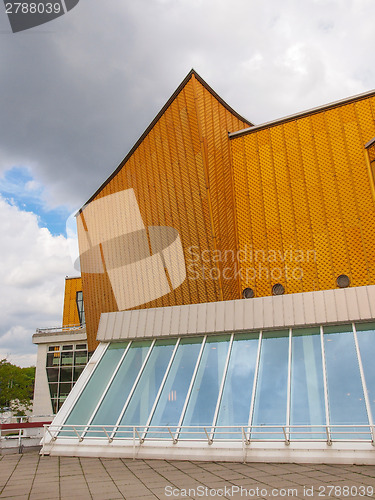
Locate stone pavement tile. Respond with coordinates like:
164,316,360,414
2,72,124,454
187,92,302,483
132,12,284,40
86,479,120,489
61,494,92,500
33,478,60,486
124,496,158,500
148,486,174,497
196,463,228,471
29,492,60,500
111,480,142,489
29,485,60,495
90,490,123,500
0,486,32,497
130,472,164,481
1,495,38,500
2,479,33,489
116,486,151,498
167,481,202,491
214,471,248,481
83,475,111,484
124,461,151,469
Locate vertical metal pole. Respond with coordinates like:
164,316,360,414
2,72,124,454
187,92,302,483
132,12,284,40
286,328,292,443
352,323,375,444
142,338,180,441
110,340,156,440
320,325,331,444
174,336,207,442
247,331,263,441
210,334,234,441
82,341,132,439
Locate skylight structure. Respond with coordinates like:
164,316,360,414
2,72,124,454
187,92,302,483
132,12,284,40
42,289,375,463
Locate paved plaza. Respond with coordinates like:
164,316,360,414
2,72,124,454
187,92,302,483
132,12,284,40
1,451,375,499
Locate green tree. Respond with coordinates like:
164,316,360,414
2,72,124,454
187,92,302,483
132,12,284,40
0,359,35,415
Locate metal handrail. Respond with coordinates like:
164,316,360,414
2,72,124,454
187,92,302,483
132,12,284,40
43,424,375,446
35,324,85,334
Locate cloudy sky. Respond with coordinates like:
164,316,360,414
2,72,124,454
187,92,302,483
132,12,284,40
0,0,375,367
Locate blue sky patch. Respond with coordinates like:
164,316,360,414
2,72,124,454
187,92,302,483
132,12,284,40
0,166,71,237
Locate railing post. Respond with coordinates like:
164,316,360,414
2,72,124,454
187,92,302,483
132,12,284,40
241,427,250,446
203,427,213,445
72,427,83,442
134,427,144,444
133,427,135,461
282,427,290,446
325,426,332,446
102,427,113,443
18,429,23,454
168,427,177,444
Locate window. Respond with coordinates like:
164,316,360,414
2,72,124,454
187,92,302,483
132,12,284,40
45,343,89,414
76,291,85,325
59,323,375,442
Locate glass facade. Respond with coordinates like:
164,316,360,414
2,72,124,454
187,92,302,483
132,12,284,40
60,323,375,442
46,343,88,413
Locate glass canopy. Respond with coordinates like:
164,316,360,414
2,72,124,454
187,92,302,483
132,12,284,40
59,322,375,442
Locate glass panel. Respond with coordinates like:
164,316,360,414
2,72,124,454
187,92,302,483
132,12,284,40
73,366,84,382
148,337,203,439
291,328,325,439
356,323,375,421
62,343,129,434
48,346,59,352
62,345,73,351
88,340,152,438
59,382,72,399
324,325,369,439
252,330,289,440
49,383,58,399
116,339,176,438
46,367,59,383
74,351,87,365
46,352,60,367
215,332,259,440
61,351,74,366
180,335,231,439
76,291,85,325
76,344,87,350
60,367,73,383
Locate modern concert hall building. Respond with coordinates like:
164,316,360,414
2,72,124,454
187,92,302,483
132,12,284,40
41,70,375,463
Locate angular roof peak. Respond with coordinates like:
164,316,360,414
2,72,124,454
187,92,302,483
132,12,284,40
79,70,252,211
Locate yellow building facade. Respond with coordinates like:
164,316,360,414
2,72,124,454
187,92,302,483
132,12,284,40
230,92,375,297
77,71,375,351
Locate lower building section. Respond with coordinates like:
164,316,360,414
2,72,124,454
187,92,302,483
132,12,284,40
42,287,375,463
32,327,88,417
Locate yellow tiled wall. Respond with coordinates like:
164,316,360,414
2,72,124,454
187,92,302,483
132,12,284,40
78,73,250,349
231,95,375,297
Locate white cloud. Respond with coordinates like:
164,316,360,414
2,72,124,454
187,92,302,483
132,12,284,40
0,196,76,367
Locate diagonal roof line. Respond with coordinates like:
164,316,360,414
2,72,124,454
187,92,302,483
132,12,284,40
77,69,252,214
229,88,375,139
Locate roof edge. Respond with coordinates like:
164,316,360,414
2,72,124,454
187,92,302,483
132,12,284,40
229,88,375,139
77,70,252,214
